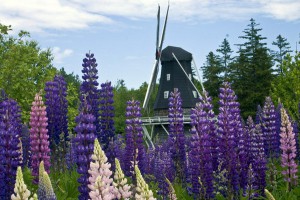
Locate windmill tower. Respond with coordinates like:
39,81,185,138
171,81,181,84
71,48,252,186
141,5,202,147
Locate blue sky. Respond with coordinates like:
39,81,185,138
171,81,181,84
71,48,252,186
1,0,300,89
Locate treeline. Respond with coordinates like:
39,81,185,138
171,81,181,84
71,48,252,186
201,18,299,120
1,19,300,133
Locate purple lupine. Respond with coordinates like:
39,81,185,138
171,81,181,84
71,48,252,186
255,105,263,125
0,94,22,199
29,93,51,184
189,92,215,199
80,52,101,138
168,88,186,184
21,124,30,167
124,100,145,179
217,82,241,197
99,81,115,165
66,135,77,169
154,143,175,199
45,75,69,170
291,121,300,161
247,117,267,196
280,108,298,191
74,101,97,200
262,97,278,157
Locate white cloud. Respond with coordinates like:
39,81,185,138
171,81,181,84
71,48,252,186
52,47,73,64
0,0,299,33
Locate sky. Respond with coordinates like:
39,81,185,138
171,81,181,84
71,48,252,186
0,0,300,89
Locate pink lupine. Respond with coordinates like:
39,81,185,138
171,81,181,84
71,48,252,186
29,93,50,184
88,139,115,200
280,108,298,191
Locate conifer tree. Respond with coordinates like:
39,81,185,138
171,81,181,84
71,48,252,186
201,51,222,108
217,38,233,79
231,18,273,117
272,34,292,74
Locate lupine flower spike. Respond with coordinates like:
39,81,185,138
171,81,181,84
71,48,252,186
37,161,57,200
88,138,115,200
113,158,132,199
166,178,177,200
280,108,298,191
29,93,51,184
0,94,22,199
11,166,31,200
135,165,156,200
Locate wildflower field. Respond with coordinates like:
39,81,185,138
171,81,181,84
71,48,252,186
1,51,300,200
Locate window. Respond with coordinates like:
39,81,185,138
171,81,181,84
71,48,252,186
193,91,197,98
167,74,170,81
164,91,169,99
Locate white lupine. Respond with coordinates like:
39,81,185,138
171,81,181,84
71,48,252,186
88,139,115,200
113,158,132,199
135,165,156,200
11,167,31,200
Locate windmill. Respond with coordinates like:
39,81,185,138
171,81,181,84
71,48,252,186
142,5,203,147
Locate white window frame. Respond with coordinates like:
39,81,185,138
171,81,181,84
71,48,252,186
167,74,171,81
164,91,169,99
193,91,197,98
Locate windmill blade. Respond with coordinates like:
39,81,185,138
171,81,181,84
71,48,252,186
156,5,160,59
143,4,169,109
143,59,159,109
172,53,202,98
158,4,169,53
192,56,205,92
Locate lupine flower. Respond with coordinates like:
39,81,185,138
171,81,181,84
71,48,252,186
264,189,275,200
135,165,156,200
280,108,298,191
255,105,263,125
217,82,241,197
45,75,69,170
88,138,115,200
113,158,132,199
29,93,51,184
74,101,97,200
99,81,115,165
37,161,57,200
11,166,31,200
262,97,278,157
189,92,214,199
80,52,101,138
154,143,175,198
0,95,22,199
166,178,177,200
247,117,267,195
124,100,145,178
66,135,77,169
21,125,30,167
168,88,186,184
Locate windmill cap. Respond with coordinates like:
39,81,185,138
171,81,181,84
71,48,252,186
161,46,192,62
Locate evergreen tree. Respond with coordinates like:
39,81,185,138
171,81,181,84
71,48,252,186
231,18,273,118
217,38,233,80
201,51,222,108
272,34,292,74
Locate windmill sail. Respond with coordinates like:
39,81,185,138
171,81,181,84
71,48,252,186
143,4,169,109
